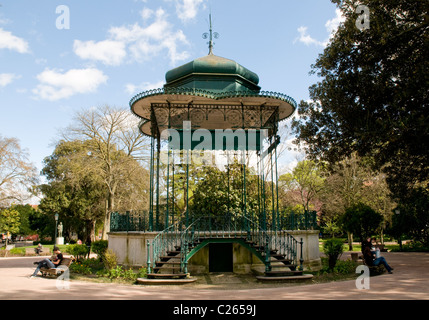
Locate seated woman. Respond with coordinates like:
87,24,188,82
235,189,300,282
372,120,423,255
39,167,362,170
362,238,394,274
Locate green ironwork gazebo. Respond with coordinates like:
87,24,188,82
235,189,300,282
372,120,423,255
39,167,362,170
122,18,316,280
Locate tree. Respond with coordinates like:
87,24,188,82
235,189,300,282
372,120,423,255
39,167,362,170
12,204,38,236
39,140,106,243
0,135,38,207
39,137,149,242
279,160,325,212
0,207,20,247
63,106,150,239
320,153,395,247
340,202,383,244
391,188,429,247
292,0,429,199
190,159,260,220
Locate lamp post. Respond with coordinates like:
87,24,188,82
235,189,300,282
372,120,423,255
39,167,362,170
395,209,402,250
54,213,59,245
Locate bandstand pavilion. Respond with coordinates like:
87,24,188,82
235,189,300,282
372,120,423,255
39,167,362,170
108,18,321,281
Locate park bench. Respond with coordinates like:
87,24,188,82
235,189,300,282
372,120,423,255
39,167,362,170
40,257,74,278
25,247,51,256
359,255,386,276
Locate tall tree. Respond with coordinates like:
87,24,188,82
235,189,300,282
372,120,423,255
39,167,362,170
292,0,429,199
0,208,20,247
63,106,150,238
0,135,38,207
40,137,149,241
39,140,106,243
279,160,325,212
320,153,394,246
190,159,260,220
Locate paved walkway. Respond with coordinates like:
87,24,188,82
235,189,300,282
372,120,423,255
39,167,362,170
0,252,428,300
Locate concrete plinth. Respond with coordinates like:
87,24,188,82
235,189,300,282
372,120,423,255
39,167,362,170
108,230,321,273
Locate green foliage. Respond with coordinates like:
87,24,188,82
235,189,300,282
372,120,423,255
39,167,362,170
390,188,429,247
39,139,106,243
319,257,359,275
69,261,92,275
102,249,118,270
68,256,147,282
323,238,344,270
0,208,20,246
68,244,90,261
103,266,135,280
279,160,326,212
11,204,38,236
292,0,428,199
91,240,108,259
340,202,383,242
190,160,260,218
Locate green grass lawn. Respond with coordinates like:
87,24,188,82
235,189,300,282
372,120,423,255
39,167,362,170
8,244,70,255
319,240,400,253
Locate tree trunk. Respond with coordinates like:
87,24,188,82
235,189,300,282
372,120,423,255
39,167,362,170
348,232,353,251
102,192,114,240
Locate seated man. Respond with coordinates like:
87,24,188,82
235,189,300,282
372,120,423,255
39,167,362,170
30,247,63,278
35,243,43,255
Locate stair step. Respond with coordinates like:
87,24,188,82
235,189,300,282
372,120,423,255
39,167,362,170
154,266,181,270
160,256,181,261
270,264,296,269
265,270,303,277
270,259,292,264
155,261,181,266
147,273,187,279
253,246,278,254
256,274,313,281
166,251,181,255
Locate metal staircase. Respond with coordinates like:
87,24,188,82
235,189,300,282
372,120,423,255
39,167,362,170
146,216,308,280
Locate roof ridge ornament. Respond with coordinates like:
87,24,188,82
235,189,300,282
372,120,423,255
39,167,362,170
202,13,219,55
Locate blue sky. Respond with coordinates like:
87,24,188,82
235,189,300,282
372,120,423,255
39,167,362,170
0,0,344,179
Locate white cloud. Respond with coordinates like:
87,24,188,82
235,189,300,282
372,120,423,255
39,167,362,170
296,26,327,47
325,9,346,37
141,7,154,20
173,0,205,23
0,73,20,87
32,68,108,101
73,39,127,66
295,9,345,48
0,28,30,53
125,80,164,95
109,7,190,65
73,7,190,66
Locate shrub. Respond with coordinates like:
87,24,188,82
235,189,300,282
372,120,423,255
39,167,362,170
103,249,118,270
104,266,138,281
70,262,92,275
91,240,108,260
68,244,90,261
323,238,344,270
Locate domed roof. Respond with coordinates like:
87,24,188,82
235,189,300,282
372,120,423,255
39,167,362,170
164,53,260,93
166,53,260,86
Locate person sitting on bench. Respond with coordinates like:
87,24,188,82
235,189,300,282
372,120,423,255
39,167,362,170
362,238,394,274
35,243,43,255
30,247,63,278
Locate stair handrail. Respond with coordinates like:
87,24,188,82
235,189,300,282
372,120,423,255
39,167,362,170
240,215,301,271
149,219,185,273
180,216,204,273
156,214,303,275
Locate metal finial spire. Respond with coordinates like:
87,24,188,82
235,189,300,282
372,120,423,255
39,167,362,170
202,13,219,55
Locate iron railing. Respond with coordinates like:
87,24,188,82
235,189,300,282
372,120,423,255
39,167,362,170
110,210,318,233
